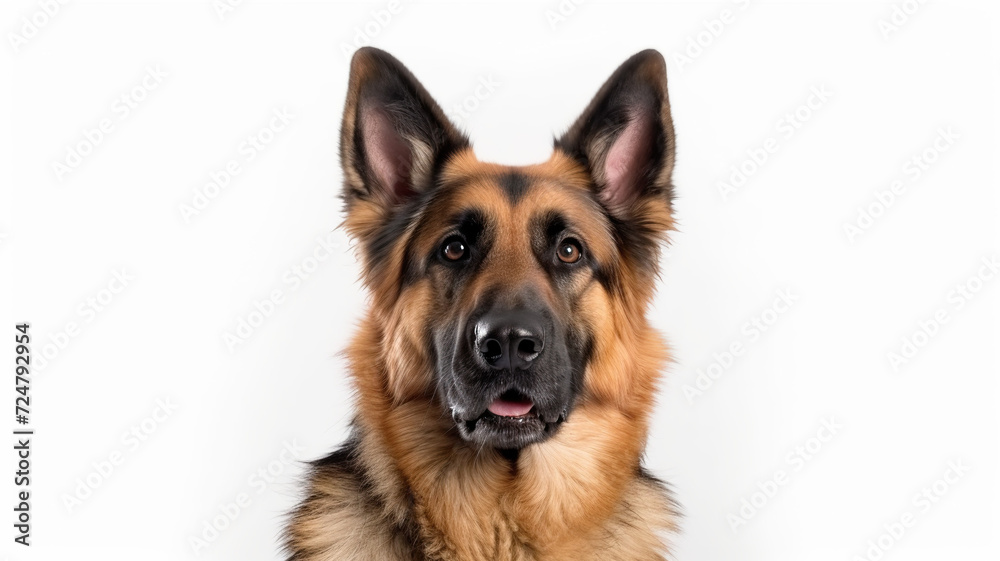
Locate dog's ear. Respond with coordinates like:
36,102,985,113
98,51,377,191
340,47,469,210
555,50,675,220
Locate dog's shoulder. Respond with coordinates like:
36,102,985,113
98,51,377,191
284,438,422,561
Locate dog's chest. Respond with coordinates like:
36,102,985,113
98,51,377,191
409,493,533,561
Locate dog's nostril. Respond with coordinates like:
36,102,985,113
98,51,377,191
516,338,541,360
481,339,503,364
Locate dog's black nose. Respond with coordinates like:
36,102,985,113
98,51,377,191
474,310,545,371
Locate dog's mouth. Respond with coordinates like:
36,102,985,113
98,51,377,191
455,389,566,450
486,389,535,418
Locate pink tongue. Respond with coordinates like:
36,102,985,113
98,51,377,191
488,398,534,417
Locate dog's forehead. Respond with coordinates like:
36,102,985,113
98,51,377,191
440,148,591,192
433,149,605,225
438,175,590,221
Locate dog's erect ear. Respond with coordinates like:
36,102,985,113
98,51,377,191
340,47,469,209
555,50,675,218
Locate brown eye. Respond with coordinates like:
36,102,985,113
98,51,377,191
557,239,582,264
442,238,467,261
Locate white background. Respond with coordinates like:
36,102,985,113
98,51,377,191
1,1,998,560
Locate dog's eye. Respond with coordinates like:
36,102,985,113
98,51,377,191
557,239,582,264
441,237,467,261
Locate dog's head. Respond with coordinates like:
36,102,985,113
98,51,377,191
340,48,674,451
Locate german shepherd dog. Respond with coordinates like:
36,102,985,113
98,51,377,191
285,47,679,561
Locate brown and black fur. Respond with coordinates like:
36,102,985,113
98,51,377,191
285,47,680,561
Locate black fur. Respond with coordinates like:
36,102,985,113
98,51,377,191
497,171,531,204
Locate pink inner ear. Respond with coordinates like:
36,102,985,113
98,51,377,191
602,110,653,209
361,106,413,201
